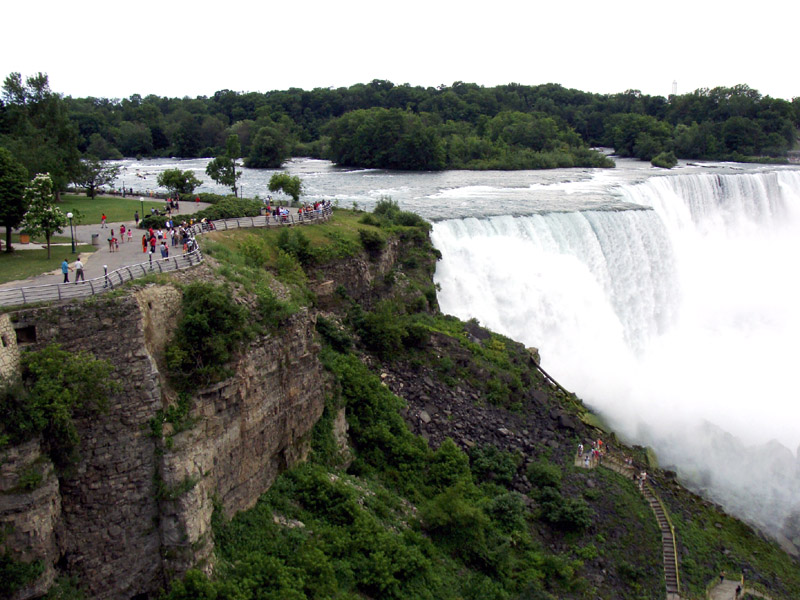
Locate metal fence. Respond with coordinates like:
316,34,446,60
0,206,333,308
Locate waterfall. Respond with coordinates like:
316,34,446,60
433,169,800,538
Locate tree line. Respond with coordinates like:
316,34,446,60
2,74,799,190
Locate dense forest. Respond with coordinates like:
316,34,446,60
1,73,799,183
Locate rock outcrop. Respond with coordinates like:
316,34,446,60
1,285,326,599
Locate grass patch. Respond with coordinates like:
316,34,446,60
58,195,167,225
0,245,95,284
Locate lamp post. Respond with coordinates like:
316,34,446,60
140,197,144,220
66,212,75,253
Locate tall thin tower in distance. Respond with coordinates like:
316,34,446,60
672,80,678,96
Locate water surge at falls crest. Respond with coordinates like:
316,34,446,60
433,170,800,545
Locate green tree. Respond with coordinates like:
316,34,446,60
157,168,202,198
205,134,242,196
73,157,121,199
0,147,28,253
86,133,122,160
245,125,289,168
20,173,66,259
0,72,81,198
268,172,302,204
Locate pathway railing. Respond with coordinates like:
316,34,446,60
0,251,204,307
0,206,333,308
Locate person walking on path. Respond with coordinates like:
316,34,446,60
142,234,147,253
61,258,72,283
101,213,108,228
74,256,85,283
134,211,139,227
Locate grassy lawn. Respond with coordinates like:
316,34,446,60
0,245,95,284
59,195,166,225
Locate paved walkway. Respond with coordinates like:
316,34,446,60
0,202,211,289
709,579,741,600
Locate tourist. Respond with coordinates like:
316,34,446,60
134,210,139,226
74,256,85,283
101,213,107,228
127,228,133,244
160,242,169,258
120,224,126,243
141,234,147,253
61,258,72,283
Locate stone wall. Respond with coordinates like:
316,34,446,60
0,440,61,600
0,313,20,380
1,285,327,599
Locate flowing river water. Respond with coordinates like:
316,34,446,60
113,157,800,543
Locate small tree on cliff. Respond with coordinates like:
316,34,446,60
268,173,302,205
20,173,66,259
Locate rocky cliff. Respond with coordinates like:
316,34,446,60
0,280,328,599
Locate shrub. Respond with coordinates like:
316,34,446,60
277,228,315,267
254,282,296,329
139,214,170,230
194,192,227,204
0,549,44,597
420,482,490,563
526,460,562,490
651,151,678,169
487,492,527,533
427,439,472,491
195,197,262,220
0,345,116,467
469,445,519,486
358,228,386,256
238,236,270,269
315,316,352,353
165,282,249,388
538,487,593,531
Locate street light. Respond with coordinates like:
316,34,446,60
140,197,144,221
66,212,75,254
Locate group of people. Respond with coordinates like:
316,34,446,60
577,438,606,468
266,199,331,223
61,256,85,283
141,220,198,257
107,225,131,251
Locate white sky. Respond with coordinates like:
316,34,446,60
3,0,798,101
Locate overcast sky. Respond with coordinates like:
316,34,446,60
4,0,797,101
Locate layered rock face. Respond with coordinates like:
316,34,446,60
1,285,325,599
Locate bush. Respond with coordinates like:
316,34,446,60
651,151,678,169
139,214,170,230
0,345,116,467
195,197,262,220
470,445,519,486
277,228,315,267
526,460,562,490
358,228,386,256
315,316,352,353
0,549,44,597
537,487,593,531
165,282,249,388
254,282,296,329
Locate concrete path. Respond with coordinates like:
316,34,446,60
708,579,740,599
0,202,211,289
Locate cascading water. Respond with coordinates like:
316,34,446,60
433,169,800,540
